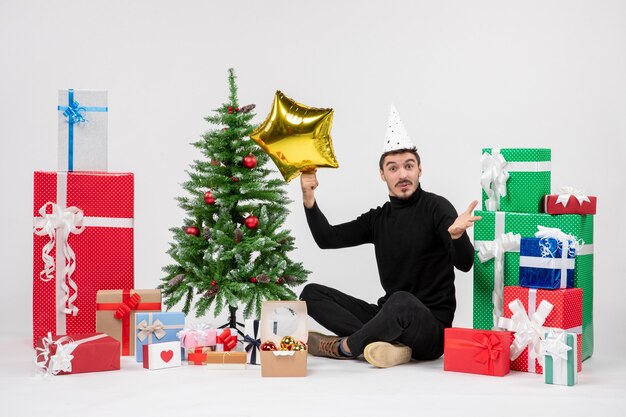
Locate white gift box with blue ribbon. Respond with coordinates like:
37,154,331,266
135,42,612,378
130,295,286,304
58,89,108,172
244,319,262,365
519,227,577,290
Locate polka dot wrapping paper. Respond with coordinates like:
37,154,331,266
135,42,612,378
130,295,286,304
481,148,551,213
473,210,594,361
502,286,583,374
32,171,134,348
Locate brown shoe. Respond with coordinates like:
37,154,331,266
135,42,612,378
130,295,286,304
307,331,348,359
364,341,412,368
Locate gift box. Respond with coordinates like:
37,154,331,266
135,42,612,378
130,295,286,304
498,286,582,374
443,328,512,376
142,341,181,370
187,346,216,365
519,235,576,290
542,331,578,386
96,289,161,356
481,148,551,213
203,351,247,370
58,89,108,172
135,312,185,362
260,301,308,377
33,171,134,347
35,333,120,376
177,324,217,349
244,319,262,365
544,187,597,215
473,210,594,360
214,328,238,352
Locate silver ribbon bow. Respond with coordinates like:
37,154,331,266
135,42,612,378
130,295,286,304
498,298,553,372
480,150,509,211
33,202,85,315
555,186,591,207
136,319,167,342
35,333,107,376
541,329,572,362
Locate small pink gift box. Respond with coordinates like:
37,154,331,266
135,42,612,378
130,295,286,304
177,324,217,349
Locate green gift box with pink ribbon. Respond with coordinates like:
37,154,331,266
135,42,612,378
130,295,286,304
481,148,551,213
473,210,594,360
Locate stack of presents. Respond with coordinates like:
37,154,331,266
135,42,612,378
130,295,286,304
32,89,308,377
444,148,597,386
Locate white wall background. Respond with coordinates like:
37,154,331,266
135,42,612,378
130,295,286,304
1,0,624,356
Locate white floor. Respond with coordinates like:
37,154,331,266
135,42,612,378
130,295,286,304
1,333,624,417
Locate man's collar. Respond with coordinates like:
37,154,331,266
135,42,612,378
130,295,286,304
389,185,422,208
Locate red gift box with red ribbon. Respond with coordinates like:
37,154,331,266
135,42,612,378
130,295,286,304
96,289,162,355
499,286,582,374
444,328,512,376
32,171,134,347
35,333,120,376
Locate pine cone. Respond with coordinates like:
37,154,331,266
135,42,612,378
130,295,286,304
240,104,256,113
256,274,270,284
168,274,185,287
203,227,212,240
283,275,297,284
234,228,244,243
204,286,219,299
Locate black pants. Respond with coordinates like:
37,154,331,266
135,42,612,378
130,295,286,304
299,283,445,360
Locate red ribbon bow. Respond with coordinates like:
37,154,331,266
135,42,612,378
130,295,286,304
217,329,238,351
113,293,141,320
472,333,503,374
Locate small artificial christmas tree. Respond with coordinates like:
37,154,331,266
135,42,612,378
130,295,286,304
159,68,309,322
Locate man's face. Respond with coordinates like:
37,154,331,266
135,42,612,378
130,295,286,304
379,152,422,199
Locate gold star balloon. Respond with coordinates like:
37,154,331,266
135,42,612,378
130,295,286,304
250,91,339,182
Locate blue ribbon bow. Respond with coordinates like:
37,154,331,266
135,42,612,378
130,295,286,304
62,98,87,124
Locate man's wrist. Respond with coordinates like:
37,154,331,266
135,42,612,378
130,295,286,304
303,195,315,209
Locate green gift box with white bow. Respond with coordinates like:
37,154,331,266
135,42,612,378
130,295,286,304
543,331,578,386
472,210,594,360
481,148,551,213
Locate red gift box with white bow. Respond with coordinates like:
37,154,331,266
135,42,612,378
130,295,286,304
32,171,134,347
498,286,582,374
35,332,120,376
543,187,597,215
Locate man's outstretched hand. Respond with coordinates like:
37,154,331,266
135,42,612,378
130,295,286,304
448,200,482,240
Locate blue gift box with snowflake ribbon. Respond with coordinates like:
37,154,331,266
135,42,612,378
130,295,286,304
519,236,576,290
